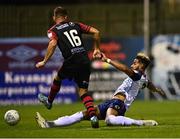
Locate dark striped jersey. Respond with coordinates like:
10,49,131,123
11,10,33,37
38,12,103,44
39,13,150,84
47,21,91,64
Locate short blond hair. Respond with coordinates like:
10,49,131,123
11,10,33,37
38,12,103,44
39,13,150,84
136,53,150,69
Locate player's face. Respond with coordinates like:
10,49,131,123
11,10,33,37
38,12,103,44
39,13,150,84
130,59,143,70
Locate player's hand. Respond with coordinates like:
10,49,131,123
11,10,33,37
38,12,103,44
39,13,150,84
156,87,165,96
36,61,46,68
100,53,107,62
93,49,101,59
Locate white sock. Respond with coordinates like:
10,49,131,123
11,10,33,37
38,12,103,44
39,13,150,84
53,111,84,127
105,115,143,126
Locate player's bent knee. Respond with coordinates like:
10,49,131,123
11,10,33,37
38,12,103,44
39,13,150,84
105,115,116,125
105,115,124,126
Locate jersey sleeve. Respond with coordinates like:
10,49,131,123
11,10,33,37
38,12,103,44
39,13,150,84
130,70,142,81
78,22,91,33
47,29,58,40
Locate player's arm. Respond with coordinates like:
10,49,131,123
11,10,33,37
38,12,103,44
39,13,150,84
78,22,101,58
147,81,165,95
41,39,57,64
88,27,101,59
101,53,135,77
88,27,100,50
36,39,57,68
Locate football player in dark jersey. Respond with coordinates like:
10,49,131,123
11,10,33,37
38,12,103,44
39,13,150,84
36,6,101,128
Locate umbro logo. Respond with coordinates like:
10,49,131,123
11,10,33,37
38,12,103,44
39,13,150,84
6,45,38,62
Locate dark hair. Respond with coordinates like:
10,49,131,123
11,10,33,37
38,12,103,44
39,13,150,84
136,53,151,69
54,6,68,18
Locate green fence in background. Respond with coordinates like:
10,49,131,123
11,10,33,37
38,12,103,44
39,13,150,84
0,1,180,38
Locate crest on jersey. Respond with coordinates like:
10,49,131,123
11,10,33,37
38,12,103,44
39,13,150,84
69,22,75,26
114,105,120,110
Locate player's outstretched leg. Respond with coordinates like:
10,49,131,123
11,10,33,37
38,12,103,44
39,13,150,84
35,112,49,128
142,120,158,126
38,94,52,109
35,111,84,128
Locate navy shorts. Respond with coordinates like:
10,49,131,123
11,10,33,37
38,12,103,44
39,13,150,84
98,99,126,119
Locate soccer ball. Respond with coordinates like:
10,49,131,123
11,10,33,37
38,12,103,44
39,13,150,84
4,110,20,126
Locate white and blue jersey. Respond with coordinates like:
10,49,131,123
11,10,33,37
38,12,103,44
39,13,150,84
113,70,148,109
97,70,148,119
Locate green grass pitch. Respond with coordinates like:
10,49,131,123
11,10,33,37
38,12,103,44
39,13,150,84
0,100,180,138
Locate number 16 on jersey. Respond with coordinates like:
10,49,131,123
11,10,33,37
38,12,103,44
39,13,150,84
64,29,82,47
